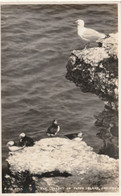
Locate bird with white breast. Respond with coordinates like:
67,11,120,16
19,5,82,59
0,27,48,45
76,19,106,48
47,120,60,137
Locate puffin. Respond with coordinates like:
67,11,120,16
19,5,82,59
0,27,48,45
46,120,60,136
73,132,83,141
19,132,34,147
7,141,25,152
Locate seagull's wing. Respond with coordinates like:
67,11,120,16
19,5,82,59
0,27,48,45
82,28,106,42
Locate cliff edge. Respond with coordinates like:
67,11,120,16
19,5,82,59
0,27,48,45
3,137,119,193
3,33,119,193
66,33,118,159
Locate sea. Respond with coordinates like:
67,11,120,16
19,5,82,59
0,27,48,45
1,4,118,170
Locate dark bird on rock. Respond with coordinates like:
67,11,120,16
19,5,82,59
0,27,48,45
47,120,60,137
19,133,34,147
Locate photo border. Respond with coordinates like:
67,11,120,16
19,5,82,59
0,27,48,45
0,1,121,195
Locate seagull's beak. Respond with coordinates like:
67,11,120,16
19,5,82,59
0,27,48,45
75,20,78,23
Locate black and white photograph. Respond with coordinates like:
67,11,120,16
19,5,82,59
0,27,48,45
1,2,119,193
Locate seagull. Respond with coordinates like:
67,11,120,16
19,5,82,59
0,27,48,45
76,19,106,47
47,120,60,137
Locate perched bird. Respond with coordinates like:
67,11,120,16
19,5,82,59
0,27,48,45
47,120,60,136
76,19,106,47
7,141,14,147
19,132,34,147
7,141,25,152
73,132,83,141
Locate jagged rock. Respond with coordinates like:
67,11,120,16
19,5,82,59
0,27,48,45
3,137,119,193
66,33,118,111
66,33,118,159
103,33,118,58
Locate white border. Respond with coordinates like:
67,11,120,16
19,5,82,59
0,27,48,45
0,1,121,196
118,0,121,194
0,0,120,4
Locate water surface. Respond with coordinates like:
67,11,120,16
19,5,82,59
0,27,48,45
1,4,118,167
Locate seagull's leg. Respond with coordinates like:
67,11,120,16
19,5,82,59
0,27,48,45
84,42,90,50
84,43,87,50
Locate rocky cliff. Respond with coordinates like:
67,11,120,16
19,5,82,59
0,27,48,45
3,33,119,193
66,33,118,159
3,137,119,193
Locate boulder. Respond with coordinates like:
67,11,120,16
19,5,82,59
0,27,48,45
3,137,119,193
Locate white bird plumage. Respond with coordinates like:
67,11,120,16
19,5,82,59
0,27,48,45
77,132,83,138
7,140,25,152
76,19,106,43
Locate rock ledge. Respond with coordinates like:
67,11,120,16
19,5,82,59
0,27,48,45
3,137,119,193
66,33,118,159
